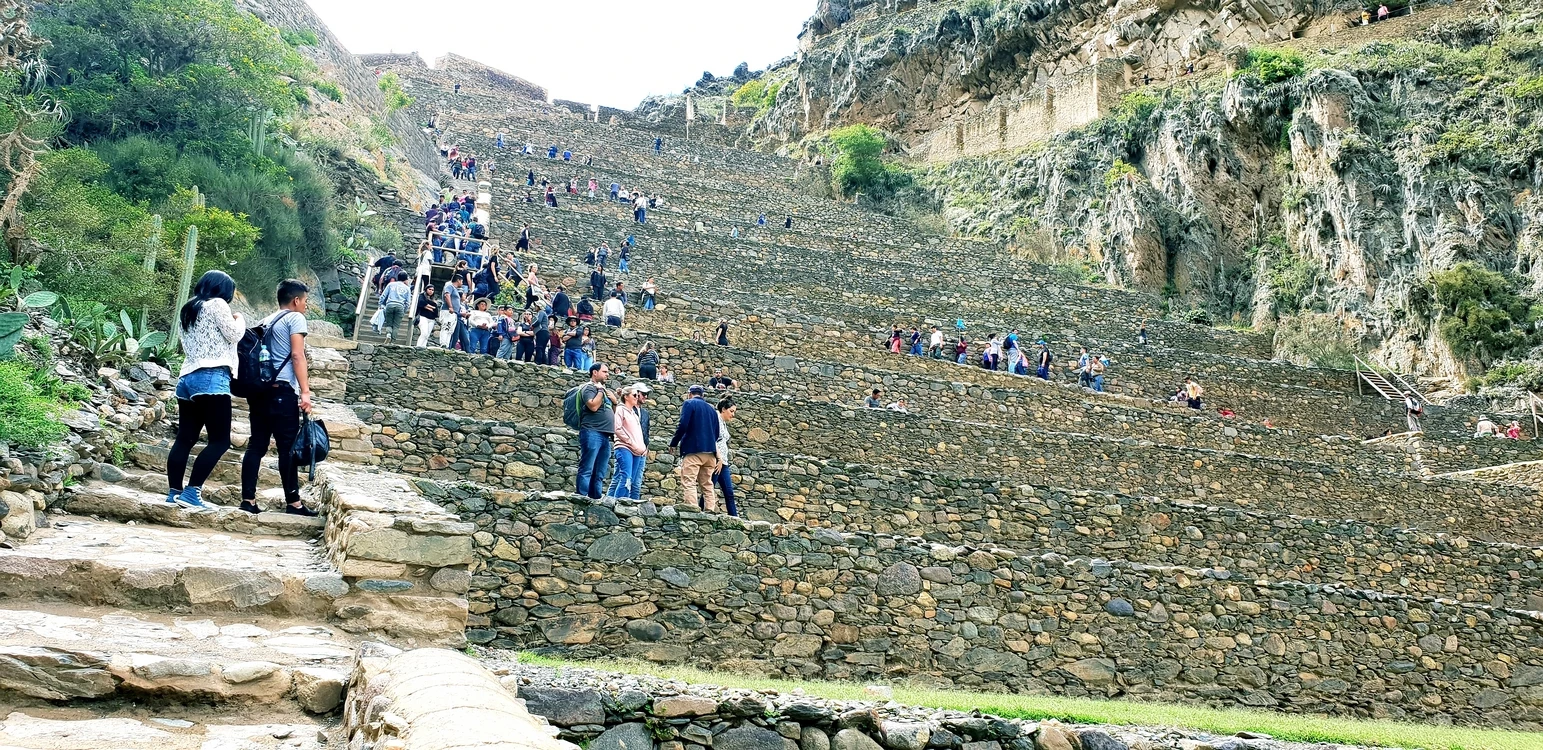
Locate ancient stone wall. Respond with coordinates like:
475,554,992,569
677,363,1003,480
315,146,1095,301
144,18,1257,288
361,406,1542,608
918,61,1127,162
434,53,549,101
344,346,1543,543
359,52,428,69
1368,433,1540,475
445,490,1543,725
314,465,474,646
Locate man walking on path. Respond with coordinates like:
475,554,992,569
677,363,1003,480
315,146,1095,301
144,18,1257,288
239,279,318,517
670,384,720,511
1036,341,1053,380
575,363,617,499
1404,392,1423,433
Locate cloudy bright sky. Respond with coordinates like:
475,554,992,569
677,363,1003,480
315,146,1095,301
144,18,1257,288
306,0,812,109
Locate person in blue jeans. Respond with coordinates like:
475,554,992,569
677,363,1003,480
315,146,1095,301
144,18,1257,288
562,321,585,369
711,397,739,517
604,384,648,500
575,363,616,499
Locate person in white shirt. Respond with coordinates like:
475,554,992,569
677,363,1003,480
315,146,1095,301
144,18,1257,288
603,294,626,327
1474,416,1498,438
886,398,909,413
928,327,944,358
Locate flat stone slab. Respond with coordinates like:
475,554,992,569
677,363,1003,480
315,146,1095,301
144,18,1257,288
63,482,324,537
0,711,329,750
0,603,352,710
0,515,341,617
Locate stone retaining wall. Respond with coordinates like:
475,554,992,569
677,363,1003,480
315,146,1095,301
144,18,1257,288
345,346,1543,543
1369,433,1540,476
314,464,474,646
586,327,1385,464
449,491,1543,726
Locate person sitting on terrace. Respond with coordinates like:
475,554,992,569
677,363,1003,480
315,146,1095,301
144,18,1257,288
1506,421,1523,439
641,279,657,310
575,296,596,321
709,368,736,391
1475,415,1499,437
658,364,675,384
886,398,909,413
864,388,884,409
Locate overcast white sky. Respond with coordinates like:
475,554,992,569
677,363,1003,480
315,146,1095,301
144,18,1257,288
306,0,812,109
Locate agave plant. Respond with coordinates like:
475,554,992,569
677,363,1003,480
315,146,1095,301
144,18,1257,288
0,266,59,359
54,300,167,367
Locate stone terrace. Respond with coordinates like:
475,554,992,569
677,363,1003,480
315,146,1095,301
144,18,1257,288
244,58,1543,727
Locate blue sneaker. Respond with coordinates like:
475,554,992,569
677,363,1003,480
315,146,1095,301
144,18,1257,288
165,489,179,505
175,486,211,511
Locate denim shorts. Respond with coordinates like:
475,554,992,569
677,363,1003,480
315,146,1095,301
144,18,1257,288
176,367,231,400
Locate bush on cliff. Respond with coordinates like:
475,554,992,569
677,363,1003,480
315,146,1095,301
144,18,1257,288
829,124,912,200
1429,262,1540,366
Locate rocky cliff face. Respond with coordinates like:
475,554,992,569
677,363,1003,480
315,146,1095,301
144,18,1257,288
754,0,1361,146
919,4,1542,381
734,0,1543,386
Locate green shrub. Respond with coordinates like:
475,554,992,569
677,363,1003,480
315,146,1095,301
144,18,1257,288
829,124,912,200
314,80,344,103
731,78,782,115
378,72,412,112
1103,159,1139,189
35,0,310,161
1235,48,1306,85
21,149,164,311
1429,262,1539,365
280,28,318,47
964,0,997,20
1263,237,1320,314
1274,312,1361,369
0,360,81,448
1477,360,1543,390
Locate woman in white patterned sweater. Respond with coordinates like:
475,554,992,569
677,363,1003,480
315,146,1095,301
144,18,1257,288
166,270,244,510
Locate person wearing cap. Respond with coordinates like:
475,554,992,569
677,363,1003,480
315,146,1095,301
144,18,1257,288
1036,341,1053,380
605,384,649,501
1475,415,1498,438
670,385,720,511
575,363,617,499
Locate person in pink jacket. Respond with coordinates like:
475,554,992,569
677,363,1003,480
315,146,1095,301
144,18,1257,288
605,384,649,500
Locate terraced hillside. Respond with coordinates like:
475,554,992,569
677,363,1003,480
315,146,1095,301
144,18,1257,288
323,56,1543,727
4,44,1543,750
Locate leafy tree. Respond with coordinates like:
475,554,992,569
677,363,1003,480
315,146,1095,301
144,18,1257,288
829,124,912,199
21,149,163,309
1430,262,1539,365
92,135,191,204
34,0,309,160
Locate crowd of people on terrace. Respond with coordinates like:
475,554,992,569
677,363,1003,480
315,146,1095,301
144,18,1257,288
878,323,1117,393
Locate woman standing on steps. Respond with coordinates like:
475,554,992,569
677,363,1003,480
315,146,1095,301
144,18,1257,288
166,270,244,511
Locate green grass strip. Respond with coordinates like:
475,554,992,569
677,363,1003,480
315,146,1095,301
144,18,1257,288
511,654,1543,750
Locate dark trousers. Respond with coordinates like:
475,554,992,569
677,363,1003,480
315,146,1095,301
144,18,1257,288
168,395,232,491
516,339,536,362
534,331,550,360
242,387,301,503
711,464,738,517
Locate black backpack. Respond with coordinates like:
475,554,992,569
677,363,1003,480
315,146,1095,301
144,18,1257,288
230,312,295,399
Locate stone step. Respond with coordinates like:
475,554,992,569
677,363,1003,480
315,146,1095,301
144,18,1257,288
0,710,332,750
61,480,324,538
0,513,345,619
0,601,350,714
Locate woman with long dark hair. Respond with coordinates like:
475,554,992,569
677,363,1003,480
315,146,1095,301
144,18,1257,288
167,270,244,511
